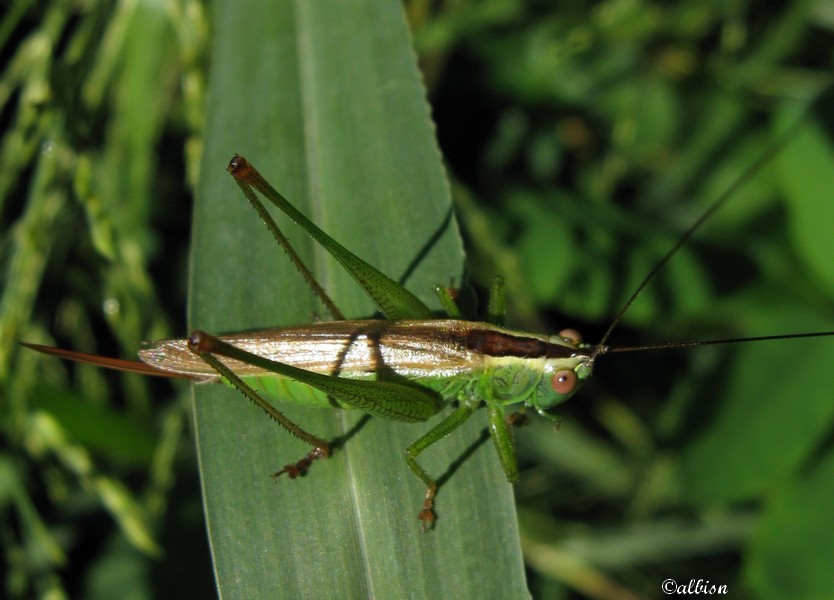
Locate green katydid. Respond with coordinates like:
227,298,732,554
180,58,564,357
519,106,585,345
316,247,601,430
24,153,834,529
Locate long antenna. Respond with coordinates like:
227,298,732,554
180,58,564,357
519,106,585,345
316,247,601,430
599,330,834,356
591,101,824,362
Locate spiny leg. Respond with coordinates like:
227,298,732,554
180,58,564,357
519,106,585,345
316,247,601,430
432,284,463,319
188,330,332,479
432,275,506,325
487,405,521,483
405,404,475,530
486,275,505,327
272,447,329,480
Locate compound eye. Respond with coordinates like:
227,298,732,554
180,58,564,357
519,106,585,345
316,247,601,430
558,328,582,345
551,369,577,395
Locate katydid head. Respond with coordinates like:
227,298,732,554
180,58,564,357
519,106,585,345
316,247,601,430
473,326,593,417
527,332,594,418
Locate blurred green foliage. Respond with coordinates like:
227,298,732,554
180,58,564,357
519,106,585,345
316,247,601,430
412,1,834,599
2,0,833,598
2,1,209,598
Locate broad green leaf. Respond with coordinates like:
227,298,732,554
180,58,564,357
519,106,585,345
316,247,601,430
190,1,528,598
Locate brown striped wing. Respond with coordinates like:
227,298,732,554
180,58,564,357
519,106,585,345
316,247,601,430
138,319,493,379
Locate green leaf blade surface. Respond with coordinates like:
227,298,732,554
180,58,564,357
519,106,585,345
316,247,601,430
190,2,529,598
